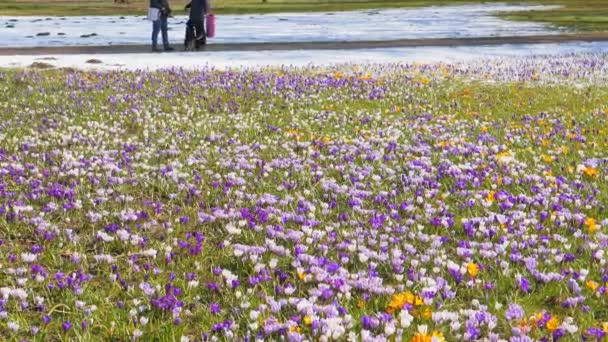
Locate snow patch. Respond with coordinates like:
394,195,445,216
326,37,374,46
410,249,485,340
2,41,606,71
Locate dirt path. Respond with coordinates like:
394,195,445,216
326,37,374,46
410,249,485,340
1,32,608,56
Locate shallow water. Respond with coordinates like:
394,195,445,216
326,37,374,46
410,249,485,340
0,4,563,48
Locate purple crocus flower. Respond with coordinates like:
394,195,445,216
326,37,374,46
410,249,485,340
516,276,530,293
62,321,72,332
210,303,221,314
584,327,606,340
326,262,340,273
505,304,524,321
552,328,566,341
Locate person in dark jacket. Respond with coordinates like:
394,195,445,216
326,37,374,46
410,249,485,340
150,0,174,52
184,0,209,50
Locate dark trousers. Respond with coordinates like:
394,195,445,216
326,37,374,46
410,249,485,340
185,18,205,48
190,17,205,39
152,15,169,48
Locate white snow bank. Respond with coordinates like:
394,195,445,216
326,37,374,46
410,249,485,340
0,4,563,48
2,42,606,71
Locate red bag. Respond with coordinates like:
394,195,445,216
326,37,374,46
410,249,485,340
206,14,216,38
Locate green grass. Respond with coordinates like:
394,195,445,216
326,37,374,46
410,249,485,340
502,0,608,32
2,0,608,32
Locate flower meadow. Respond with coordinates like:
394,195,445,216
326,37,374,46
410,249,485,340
1,55,608,341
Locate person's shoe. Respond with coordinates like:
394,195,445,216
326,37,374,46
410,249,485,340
164,46,175,52
152,45,162,52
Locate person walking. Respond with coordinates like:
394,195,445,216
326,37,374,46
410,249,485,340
185,0,209,49
150,0,174,52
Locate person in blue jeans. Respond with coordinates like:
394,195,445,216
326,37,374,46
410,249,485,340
150,0,174,52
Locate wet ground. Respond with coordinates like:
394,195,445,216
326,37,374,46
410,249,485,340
1,32,606,56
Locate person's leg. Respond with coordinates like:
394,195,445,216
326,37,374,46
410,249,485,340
192,16,205,50
161,16,171,50
199,15,207,45
185,20,194,50
151,20,160,51
200,15,206,41
192,15,204,40
198,15,206,47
